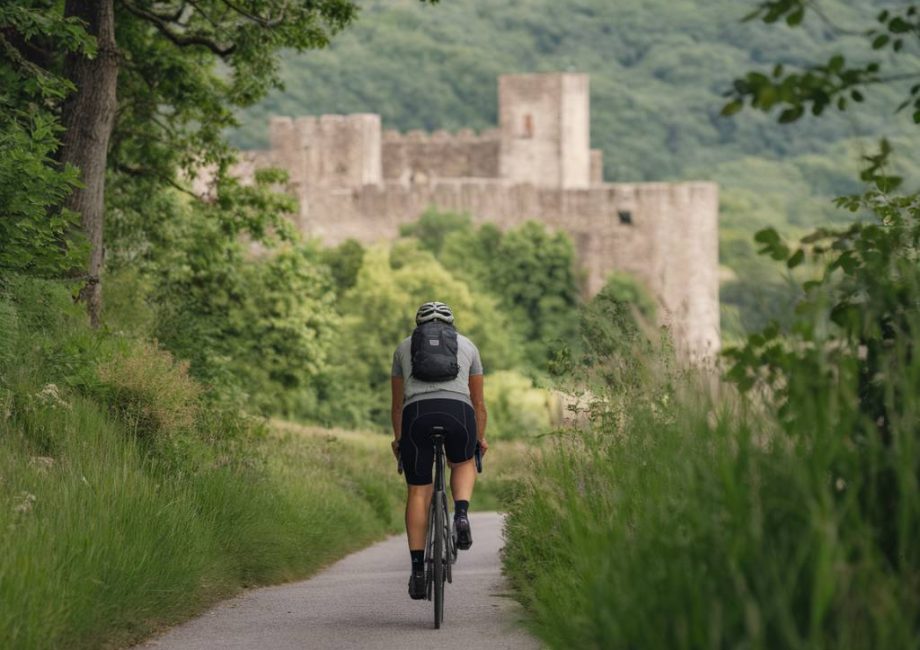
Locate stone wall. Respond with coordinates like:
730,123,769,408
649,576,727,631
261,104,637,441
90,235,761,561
381,129,500,183
294,179,720,359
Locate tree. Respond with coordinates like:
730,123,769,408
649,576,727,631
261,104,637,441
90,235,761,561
2,0,434,325
723,0,920,569
724,2,920,133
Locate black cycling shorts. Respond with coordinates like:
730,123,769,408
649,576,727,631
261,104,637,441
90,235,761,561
399,398,478,486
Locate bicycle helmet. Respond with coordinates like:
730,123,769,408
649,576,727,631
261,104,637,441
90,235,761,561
415,301,454,325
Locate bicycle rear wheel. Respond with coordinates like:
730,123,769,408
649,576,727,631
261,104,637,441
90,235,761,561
433,495,445,629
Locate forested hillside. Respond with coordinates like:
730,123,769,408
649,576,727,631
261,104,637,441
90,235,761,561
230,0,920,339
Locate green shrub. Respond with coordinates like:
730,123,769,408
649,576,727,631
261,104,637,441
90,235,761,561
486,370,555,439
97,341,200,440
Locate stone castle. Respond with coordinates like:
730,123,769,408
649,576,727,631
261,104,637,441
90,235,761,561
238,73,720,358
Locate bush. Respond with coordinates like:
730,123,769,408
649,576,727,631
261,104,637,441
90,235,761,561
486,370,555,439
97,341,200,440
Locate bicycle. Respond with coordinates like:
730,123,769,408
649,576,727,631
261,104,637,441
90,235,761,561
399,425,483,629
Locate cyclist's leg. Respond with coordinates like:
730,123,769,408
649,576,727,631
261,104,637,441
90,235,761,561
449,459,476,501
400,406,435,550
401,402,436,599
442,400,477,550
443,400,478,501
405,483,433,549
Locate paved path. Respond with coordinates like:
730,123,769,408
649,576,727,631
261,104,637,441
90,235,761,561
140,512,539,649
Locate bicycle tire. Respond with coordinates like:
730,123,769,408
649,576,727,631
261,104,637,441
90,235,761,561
433,495,444,629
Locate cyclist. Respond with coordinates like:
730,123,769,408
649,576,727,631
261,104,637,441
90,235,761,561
391,301,488,600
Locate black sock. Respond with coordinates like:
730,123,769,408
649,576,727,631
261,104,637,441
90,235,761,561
410,549,424,571
454,500,469,518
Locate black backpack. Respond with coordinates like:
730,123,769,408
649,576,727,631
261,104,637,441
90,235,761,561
410,321,460,382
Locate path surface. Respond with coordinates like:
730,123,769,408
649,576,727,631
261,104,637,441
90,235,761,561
140,512,539,649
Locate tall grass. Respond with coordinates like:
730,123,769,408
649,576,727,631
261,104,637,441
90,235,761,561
0,277,405,649
503,374,919,649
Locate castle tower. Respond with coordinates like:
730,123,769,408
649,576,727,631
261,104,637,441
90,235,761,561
498,73,591,188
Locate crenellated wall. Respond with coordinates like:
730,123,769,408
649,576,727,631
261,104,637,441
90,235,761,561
381,129,500,183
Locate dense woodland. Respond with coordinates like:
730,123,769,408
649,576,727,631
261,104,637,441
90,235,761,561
231,0,920,338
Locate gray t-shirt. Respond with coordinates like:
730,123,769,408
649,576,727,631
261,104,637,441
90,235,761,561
391,333,483,407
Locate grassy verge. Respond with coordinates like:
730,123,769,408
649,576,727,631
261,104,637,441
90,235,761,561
0,278,405,649
502,375,920,649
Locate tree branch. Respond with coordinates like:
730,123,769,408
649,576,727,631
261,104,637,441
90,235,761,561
806,0,865,37
186,0,222,29
120,0,236,56
145,1,188,22
114,161,203,200
0,28,56,79
220,0,291,28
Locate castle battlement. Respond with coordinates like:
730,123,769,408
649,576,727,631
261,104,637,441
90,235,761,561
381,128,500,144
242,73,720,359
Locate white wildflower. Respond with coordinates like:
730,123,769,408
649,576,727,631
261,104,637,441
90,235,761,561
29,456,54,473
12,492,36,514
36,384,70,410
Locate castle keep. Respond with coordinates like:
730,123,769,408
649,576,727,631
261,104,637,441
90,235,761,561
241,73,720,358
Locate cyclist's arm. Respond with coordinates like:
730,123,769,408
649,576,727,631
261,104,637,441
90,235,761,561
391,376,404,448
469,374,488,454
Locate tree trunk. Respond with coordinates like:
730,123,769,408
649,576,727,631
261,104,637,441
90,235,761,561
60,0,118,328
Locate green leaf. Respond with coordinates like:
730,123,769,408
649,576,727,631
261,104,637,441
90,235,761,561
889,17,912,33
779,106,804,123
871,34,889,49
720,100,743,117
802,280,821,292
786,249,805,268
754,228,781,245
